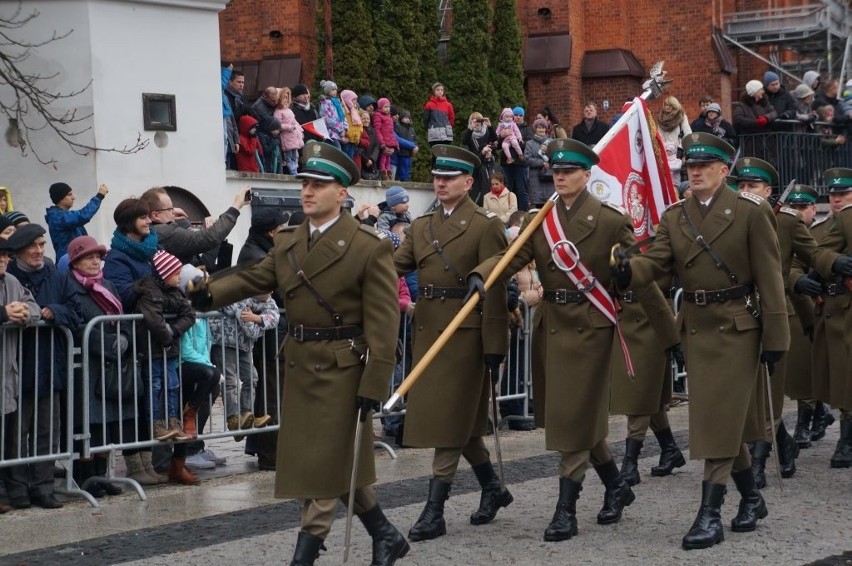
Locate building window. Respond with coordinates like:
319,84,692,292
142,93,177,131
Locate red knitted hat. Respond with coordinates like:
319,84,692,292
152,250,182,282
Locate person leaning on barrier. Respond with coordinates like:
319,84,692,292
187,141,408,566
393,145,512,544
468,138,645,542
65,235,132,499
0,236,41,514
809,167,852,468
612,132,790,550
5,223,83,510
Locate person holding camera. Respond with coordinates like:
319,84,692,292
462,112,498,205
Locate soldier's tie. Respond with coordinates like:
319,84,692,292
309,229,319,250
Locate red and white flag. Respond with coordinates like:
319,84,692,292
588,97,676,242
301,118,329,140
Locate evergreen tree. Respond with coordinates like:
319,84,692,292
441,0,499,141
409,0,441,182
315,0,377,94
368,0,421,115
490,0,526,110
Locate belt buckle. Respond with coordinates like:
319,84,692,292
421,284,434,299
622,290,634,302
826,283,838,296
694,290,707,306
554,289,567,304
291,324,304,342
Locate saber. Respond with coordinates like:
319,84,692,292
343,407,366,562
763,363,784,492
489,368,505,490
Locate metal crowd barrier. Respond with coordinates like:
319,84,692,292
737,126,852,194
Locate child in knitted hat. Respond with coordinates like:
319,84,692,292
133,250,196,445
394,109,418,182
496,108,525,163
318,79,348,150
372,97,399,180
377,185,412,231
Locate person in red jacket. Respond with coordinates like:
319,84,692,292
373,97,399,181
236,115,263,172
423,82,455,164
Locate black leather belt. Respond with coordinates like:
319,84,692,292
289,324,363,342
682,284,753,305
823,283,850,296
663,287,679,299
543,289,588,304
420,284,467,299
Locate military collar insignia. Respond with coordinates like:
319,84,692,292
779,207,798,216
738,191,764,205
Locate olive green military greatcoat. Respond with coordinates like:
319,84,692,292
631,187,789,459
812,206,852,409
475,190,642,452
609,279,680,416
394,196,508,448
206,214,399,499
773,208,831,407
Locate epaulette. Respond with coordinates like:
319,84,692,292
779,207,798,217
603,201,627,215
475,208,499,219
738,191,764,205
358,224,382,239
664,199,685,211
841,203,852,213
811,215,830,228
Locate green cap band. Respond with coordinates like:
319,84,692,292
552,150,594,169
434,155,475,174
787,191,817,204
827,176,852,188
736,166,773,183
685,145,730,161
303,156,353,186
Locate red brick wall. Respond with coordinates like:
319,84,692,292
219,0,814,126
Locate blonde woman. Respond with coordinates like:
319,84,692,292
657,96,692,186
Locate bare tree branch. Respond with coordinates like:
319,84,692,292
0,1,148,167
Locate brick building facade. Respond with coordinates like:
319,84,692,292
219,0,823,129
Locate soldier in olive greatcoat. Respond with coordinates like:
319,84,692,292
394,145,512,543
470,138,646,542
616,133,790,550
188,142,408,566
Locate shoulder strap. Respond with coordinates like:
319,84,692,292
286,248,344,325
427,215,465,286
679,206,739,284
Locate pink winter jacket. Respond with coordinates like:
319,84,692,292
372,111,398,149
274,108,304,151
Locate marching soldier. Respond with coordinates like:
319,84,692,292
811,167,852,468
781,186,822,449
730,159,838,485
614,133,790,550
611,276,685,487
469,138,642,542
188,142,408,566
394,145,512,542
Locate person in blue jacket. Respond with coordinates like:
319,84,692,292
44,182,109,260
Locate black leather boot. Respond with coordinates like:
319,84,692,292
358,504,410,566
94,457,123,496
829,419,852,469
620,438,643,486
776,421,799,478
469,461,513,525
811,402,835,441
793,404,813,449
650,427,686,477
74,460,106,498
290,531,324,566
730,469,768,532
750,441,770,489
408,478,450,542
594,460,635,524
544,476,582,541
682,481,726,550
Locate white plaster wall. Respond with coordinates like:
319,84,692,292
0,0,228,256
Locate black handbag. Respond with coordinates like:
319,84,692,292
538,167,554,182
96,349,143,402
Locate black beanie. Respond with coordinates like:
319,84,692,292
291,83,309,98
49,182,72,204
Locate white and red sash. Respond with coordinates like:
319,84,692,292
542,205,635,379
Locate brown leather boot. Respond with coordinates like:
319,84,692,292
183,405,199,440
169,457,200,486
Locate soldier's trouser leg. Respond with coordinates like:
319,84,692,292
432,436,490,483
704,443,750,484
300,488,378,539
558,440,612,483
626,415,651,441
649,406,670,433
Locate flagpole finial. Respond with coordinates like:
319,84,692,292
642,61,673,101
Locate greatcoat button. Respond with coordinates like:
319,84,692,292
690,329,697,335
287,292,295,299
686,262,692,268
289,361,295,368
314,364,321,371
577,328,583,333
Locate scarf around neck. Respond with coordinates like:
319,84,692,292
72,268,123,316
658,107,684,132
110,228,159,262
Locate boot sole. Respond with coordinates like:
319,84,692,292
407,525,446,542
829,461,851,468
543,526,578,542
470,491,514,525
730,506,768,532
650,454,686,477
682,531,724,550
597,491,635,525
